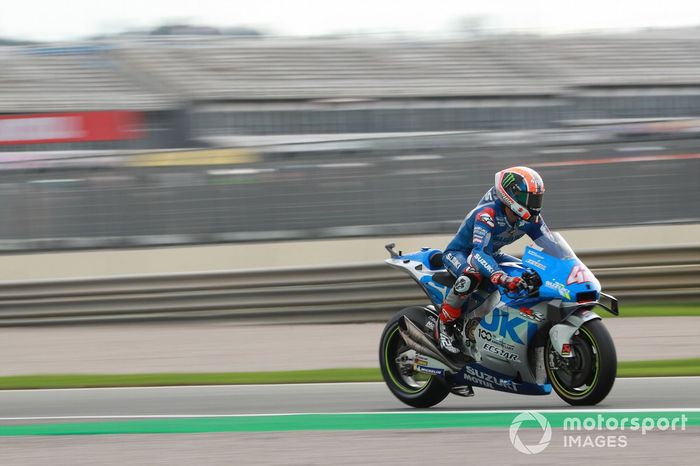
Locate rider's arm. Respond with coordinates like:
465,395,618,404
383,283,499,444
525,215,550,241
471,208,529,292
470,207,503,280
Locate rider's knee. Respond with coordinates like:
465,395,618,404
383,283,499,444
454,267,482,295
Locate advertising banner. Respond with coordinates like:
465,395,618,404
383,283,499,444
0,111,143,145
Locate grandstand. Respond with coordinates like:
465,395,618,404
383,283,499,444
1,30,700,144
113,32,700,100
4,32,700,96
0,30,699,108
0,45,176,112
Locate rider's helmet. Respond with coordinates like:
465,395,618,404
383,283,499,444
494,166,545,222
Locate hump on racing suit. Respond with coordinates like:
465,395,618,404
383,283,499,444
442,187,550,281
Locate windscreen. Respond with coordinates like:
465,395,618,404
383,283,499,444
531,230,577,260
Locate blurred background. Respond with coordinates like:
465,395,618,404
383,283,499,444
0,1,699,251
0,4,699,465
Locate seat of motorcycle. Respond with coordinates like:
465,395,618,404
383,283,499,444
432,271,457,288
428,252,444,270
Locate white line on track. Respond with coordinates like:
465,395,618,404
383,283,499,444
0,377,696,393
389,154,445,161
2,408,699,422
27,178,85,184
536,148,589,154
391,168,446,176
316,163,373,169
615,146,666,152
207,168,275,175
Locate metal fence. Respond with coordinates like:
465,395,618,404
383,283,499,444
0,245,697,326
0,134,698,251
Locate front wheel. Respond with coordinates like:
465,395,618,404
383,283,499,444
546,319,617,406
379,306,450,408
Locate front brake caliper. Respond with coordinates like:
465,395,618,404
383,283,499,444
548,350,564,370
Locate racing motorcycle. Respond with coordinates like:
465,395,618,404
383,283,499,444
379,231,619,407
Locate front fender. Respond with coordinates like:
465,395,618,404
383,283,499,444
548,308,601,358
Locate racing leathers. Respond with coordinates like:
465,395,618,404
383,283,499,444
439,187,550,329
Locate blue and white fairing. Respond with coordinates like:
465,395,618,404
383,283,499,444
385,233,602,310
512,231,602,305
385,247,452,307
386,232,609,396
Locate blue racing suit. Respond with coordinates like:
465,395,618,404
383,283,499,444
438,187,550,322
443,187,549,279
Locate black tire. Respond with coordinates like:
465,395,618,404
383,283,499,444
546,319,617,406
379,306,450,408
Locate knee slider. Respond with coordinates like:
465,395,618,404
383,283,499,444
453,275,477,295
454,267,482,295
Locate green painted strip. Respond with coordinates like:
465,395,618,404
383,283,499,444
1,411,698,436
618,358,700,377
602,304,700,318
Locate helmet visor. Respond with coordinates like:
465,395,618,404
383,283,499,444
514,191,543,211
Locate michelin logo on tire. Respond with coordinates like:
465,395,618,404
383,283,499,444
509,411,552,454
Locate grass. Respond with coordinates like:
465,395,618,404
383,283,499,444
617,358,700,377
606,304,700,318
0,368,382,390
0,359,698,390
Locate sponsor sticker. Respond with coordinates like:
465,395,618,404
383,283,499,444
415,365,445,376
474,226,488,237
474,254,495,274
477,212,495,228
445,253,462,269
477,328,515,350
524,258,547,271
528,250,546,260
544,280,571,300
480,310,538,346
464,366,517,392
519,307,545,322
414,356,429,366
482,343,521,361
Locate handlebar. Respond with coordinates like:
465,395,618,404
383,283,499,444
503,268,542,299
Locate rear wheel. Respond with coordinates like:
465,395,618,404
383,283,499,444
546,319,617,406
379,306,450,408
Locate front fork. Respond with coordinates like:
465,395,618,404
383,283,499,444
530,308,601,384
549,309,602,358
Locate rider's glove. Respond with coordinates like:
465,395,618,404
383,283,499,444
490,272,526,292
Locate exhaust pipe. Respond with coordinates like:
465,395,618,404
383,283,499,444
398,316,463,373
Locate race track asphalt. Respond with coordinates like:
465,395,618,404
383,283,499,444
1,377,698,420
2,378,698,466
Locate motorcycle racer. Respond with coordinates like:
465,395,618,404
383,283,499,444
436,166,549,357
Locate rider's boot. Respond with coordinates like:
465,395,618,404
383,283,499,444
435,318,461,355
435,272,481,358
